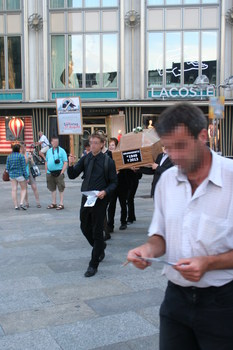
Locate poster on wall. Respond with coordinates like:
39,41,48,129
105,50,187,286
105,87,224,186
56,97,83,135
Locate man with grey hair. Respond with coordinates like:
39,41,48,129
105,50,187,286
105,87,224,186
127,103,233,350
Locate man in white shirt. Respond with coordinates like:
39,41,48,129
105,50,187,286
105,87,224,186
36,131,50,162
127,103,233,350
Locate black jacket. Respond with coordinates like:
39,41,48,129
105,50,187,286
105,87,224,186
67,152,118,198
140,153,173,197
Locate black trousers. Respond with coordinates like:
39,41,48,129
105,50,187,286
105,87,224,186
107,189,118,229
160,280,233,350
80,196,108,269
127,176,139,222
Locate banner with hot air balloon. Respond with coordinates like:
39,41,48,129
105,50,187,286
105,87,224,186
8,118,24,141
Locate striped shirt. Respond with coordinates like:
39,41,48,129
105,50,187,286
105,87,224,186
6,152,29,180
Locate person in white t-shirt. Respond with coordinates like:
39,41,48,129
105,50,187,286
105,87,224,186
127,103,233,350
36,131,50,162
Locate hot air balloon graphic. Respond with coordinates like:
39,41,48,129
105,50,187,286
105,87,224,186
8,118,24,140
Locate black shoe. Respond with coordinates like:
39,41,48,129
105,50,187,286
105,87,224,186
20,204,27,210
119,224,127,230
104,233,111,241
84,266,97,277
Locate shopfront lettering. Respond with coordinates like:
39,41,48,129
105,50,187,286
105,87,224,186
151,86,215,99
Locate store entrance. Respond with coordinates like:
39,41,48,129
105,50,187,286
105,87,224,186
79,117,106,156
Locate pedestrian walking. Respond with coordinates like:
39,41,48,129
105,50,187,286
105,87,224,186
45,136,68,210
68,132,117,277
20,143,41,208
6,143,29,210
127,102,233,350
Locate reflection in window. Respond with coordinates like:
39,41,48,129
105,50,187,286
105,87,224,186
184,32,199,85
51,35,65,89
103,34,117,88
67,35,83,88
68,0,82,7
148,33,163,87
0,37,5,89
50,0,64,8
6,0,20,10
202,31,217,85
8,37,21,89
0,0,3,10
85,0,100,7
166,32,181,86
86,35,100,88
102,0,118,6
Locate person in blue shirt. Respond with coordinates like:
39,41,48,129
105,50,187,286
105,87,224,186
6,143,29,210
45,136,68,210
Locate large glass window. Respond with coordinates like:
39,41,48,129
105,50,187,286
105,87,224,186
103,34,117,87
68,0,82,7
148,32,163,87
51,36,65,89
102,0,118,6
85,0,100,7
184,32,199,85
50,0,64,8
0,0,3,10
8,37,21,89
202,31,217,85
86,34,100,87
68,35,83,88
166,32,181,86
0,37,5,89
6,0,20,10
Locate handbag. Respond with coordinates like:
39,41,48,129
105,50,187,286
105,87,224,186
50,170,62,177
2,169,10,181
30,165,41,178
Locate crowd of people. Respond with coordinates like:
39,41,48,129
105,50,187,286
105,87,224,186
4,102,233,349
4,128,170,276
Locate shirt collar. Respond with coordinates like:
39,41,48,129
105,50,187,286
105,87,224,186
176,149,222,188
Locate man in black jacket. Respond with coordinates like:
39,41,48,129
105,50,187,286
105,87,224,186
140,147,173,198
68,133,118,277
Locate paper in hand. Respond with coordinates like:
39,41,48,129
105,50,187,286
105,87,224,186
138,257,176,266
82,191,100,207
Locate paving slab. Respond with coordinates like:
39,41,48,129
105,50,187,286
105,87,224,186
0,329,62,350
85,288,164,316
49,311,157,350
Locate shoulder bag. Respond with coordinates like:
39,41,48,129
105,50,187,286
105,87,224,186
2,169,10,181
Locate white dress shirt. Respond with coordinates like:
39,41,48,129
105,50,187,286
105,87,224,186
148,150,233,287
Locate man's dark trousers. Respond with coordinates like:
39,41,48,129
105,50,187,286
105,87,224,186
160,280,233,350
80,195,108,269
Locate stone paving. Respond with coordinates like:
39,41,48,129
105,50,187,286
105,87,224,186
0,164,167,350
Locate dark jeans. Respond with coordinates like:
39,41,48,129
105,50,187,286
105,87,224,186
80,195,108,269
160,280,233,350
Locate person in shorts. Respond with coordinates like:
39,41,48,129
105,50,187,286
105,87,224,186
6,143,29,210
45,136,68,210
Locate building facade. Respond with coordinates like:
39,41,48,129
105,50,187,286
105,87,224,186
0,0,233,160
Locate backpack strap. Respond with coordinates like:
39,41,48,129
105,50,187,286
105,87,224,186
104,154,110,185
